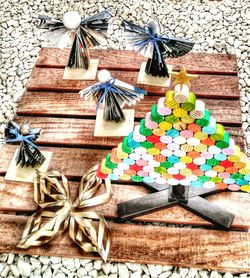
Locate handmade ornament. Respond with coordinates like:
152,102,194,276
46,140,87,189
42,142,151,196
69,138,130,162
37,10,112,80
96,66,250,229
1,121,52,183
17,166,112,261
122,20,194,86
1,121,45,168
79,69,146,136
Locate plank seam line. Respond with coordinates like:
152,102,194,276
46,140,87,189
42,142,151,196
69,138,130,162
15,113,242,127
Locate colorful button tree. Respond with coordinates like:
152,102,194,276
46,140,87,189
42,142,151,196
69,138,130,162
97,67,250,193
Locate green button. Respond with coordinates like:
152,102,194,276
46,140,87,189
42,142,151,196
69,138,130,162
105,154,117,169
132,175,143,183
140,141,154,149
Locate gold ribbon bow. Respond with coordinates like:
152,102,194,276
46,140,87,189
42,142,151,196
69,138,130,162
17,165,112,261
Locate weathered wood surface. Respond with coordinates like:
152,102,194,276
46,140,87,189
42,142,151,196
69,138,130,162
0,48,247,272
18,91,242,125
0,145,109,179
1,176,250,229
35,48,238,75
0,214,249,273
27,68,240,99
12,116,244,149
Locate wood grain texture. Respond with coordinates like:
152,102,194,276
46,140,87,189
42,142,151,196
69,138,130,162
17,91,242,125
0,144,109,179
0,176,250,229
26,68,240,99
35,48,238,75
12,116,245,149
0,214,249,273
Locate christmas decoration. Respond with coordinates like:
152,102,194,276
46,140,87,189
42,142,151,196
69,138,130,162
79,69,146,122
37,10,112,79
0,121,45,168
96,66,250,228
17,166,112,261
122,20,194,86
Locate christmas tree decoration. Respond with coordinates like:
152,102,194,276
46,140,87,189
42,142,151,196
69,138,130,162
37,10,112,80
122,20,194,87
17,166,112,261
96,66,250,229
79,69,146,136
1,121,52,183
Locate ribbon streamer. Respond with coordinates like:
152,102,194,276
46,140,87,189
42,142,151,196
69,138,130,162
17,165,112,261
122,20,194,78
0,121,45,167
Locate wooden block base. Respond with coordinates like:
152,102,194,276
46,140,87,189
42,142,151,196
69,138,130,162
4,150,52,183
137,62,172,87
94,109,135,137
62,59,99,80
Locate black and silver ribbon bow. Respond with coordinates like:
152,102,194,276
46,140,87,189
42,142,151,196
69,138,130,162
0,121,45,167
37,10,112,69
79,70,146,122
122,20,194,78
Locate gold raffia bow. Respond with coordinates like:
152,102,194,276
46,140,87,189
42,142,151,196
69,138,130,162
17,165,112,261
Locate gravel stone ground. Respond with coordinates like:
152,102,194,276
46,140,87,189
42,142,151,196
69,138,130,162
0,0,249,277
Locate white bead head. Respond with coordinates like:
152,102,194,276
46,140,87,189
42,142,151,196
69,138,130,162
98,70,111,83
62,11,81,30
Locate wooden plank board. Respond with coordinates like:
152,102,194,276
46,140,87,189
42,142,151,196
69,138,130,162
26,68,240,99
13,116,245,149
0,145,109,179
0,48,246,272
1,177,250,229
0,214,249,273
17,91,242,126
35,48,238,75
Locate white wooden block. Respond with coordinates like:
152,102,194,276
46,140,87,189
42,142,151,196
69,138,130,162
5,150,52,183
94,109,134,137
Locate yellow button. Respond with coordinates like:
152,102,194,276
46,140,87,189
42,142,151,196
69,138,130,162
180,156,193,164
100,159,112,174
180,168,192,176
181,115,195,124
159,121,172,130
194,131,208,140
147,148,160,155
116,143,129,159
119,174,131,181
153,128,166,136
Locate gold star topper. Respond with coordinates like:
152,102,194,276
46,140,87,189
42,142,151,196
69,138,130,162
172,66,198,88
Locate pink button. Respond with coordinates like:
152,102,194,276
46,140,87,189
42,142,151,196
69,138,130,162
201,151,213,159
137,170,148,177
136,159,148,166
180,130,193,139
228,184,240,191
218,172,230,179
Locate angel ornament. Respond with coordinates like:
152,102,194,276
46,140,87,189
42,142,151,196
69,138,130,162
79,69,146,137
122,20,194,87
1,121,52,183
38,10,112,80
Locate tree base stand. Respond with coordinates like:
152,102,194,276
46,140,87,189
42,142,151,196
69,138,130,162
117,183,235,229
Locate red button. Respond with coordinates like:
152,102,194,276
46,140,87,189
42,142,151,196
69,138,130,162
146,134,161,143
173,174,185,180
220,160,233,168
130,164,143,172
186,162,198,170
96,165,108,179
